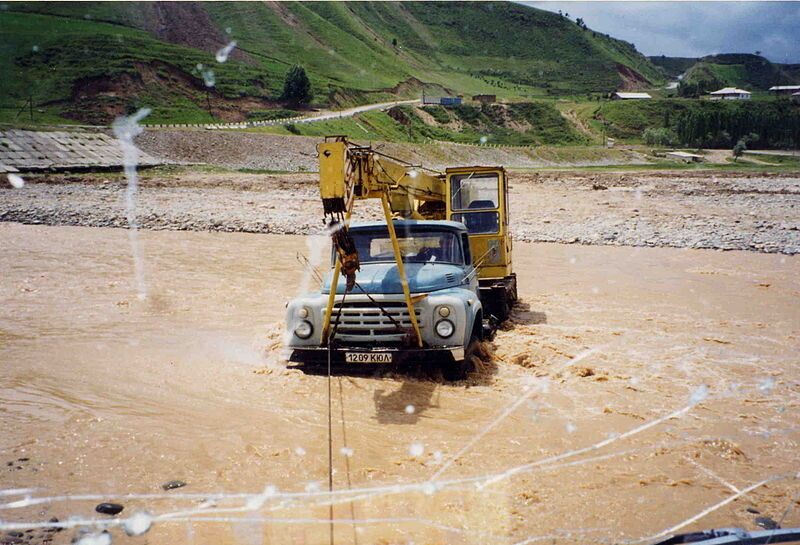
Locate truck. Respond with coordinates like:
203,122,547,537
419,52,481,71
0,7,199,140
285,136,516,380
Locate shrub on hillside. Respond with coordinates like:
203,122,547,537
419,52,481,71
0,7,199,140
643,127,679,147
280,66,312,108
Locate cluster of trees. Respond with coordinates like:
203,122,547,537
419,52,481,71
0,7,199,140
674,102,800,149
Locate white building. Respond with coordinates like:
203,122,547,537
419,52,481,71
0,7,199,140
708,87,751,100
612,92,652,100
769,85,800,95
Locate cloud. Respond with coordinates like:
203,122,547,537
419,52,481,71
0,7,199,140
521,2,800,63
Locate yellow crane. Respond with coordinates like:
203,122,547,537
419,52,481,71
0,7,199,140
316,136,516,347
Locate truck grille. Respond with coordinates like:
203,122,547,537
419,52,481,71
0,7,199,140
325,298,422,342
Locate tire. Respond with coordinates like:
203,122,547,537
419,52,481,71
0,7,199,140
442,334,480,382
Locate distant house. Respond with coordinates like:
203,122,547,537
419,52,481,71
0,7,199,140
708,87,751,100
423,96,462,106
612,92,652,100
472,94,497,104
769,85,800,95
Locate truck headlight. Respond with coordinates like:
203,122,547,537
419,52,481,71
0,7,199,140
297,307,309,318
294,320,313,339
437,306,451,318
435,319,454,338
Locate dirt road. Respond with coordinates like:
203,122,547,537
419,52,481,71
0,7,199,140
1,223,798,544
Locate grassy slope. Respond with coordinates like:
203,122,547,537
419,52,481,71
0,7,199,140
256,102,588,146
1,1,665,126
0,11,285,123
647,56,698,78
682,54,793,91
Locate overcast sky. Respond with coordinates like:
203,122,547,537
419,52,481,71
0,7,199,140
522,2,800,63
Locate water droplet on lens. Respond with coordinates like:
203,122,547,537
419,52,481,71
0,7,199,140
8,173,25,188
689,384,709,405
566,422,577,433
408,442,424,457
123,511,153,536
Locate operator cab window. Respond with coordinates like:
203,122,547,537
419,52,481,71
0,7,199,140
450,173,500,234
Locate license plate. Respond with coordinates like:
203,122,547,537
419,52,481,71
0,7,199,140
345,352,393,364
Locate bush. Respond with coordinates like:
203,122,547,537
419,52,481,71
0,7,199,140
732,138,746,160
643,127,679,147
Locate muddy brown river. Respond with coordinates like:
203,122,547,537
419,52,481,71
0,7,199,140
1,222,798,545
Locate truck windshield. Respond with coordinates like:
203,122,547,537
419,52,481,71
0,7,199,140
349,230,464,265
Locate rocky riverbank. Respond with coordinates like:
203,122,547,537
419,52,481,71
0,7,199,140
1,169,799,254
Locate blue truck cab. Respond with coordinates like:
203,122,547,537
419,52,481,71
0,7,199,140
286,220,484,380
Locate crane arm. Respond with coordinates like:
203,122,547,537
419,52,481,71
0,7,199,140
317,136,443,347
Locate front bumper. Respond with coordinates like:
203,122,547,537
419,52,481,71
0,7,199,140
288,345,465,365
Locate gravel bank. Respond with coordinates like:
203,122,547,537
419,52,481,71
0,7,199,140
135,129,652,171
2,169,798,254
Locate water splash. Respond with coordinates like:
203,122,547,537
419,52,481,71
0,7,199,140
7,173,24,188
215,41,237,63
112,107,151,301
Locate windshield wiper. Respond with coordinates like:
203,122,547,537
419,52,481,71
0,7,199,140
650,527,800,545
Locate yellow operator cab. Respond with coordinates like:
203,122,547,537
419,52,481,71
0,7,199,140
446,166,516,320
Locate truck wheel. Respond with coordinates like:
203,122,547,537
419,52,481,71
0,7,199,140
442,335,479,382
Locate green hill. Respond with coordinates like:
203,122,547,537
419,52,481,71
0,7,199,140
0,1,664,125
681,54,795,93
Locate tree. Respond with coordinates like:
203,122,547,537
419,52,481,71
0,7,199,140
732,138,746,161
281,65,312,108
